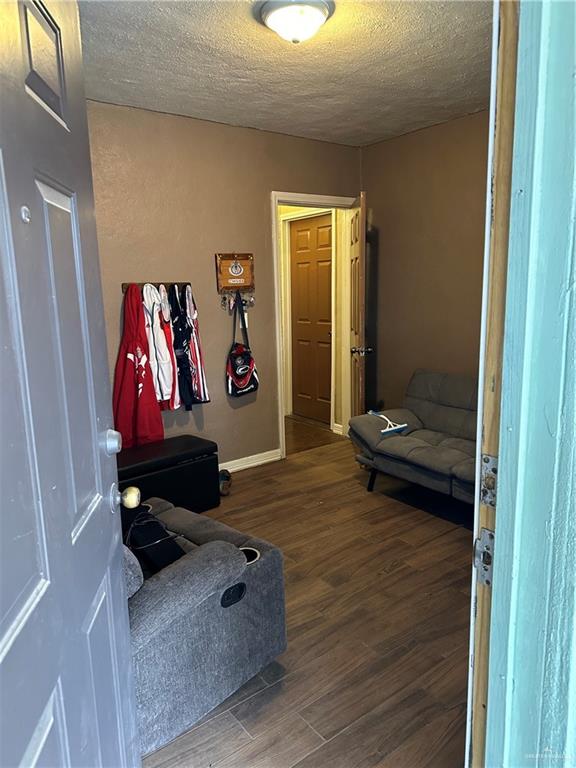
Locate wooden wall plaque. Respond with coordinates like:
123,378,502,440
215,253,254,293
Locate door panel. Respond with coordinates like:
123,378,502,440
0,2,138,766
350,192,367,416
317,342,332,404
291,214,332,423
36,180,101,528
20,0,67,124
20,684,70,768
0,169,50,652
317,258,332,322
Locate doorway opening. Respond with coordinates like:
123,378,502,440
272,192,358,458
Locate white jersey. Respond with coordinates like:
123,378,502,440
142,283,175,405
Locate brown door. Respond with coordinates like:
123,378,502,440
350,192,367,416
290,214,332,423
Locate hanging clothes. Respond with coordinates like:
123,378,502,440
168,283,195,411
168,283,210,410
183,283,210,404
159,284,180,411
113,283,164,448
142,283,176,409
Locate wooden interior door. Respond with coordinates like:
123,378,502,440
290,214,332,423
0,1,137,765
469,3,519,765
350,192,367,416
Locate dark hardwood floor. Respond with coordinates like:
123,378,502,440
144,436,472,768
285,415,345,455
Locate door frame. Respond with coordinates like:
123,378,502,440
467,0,576,763
271,191,356,458
466,0,519,764
484,0,576,763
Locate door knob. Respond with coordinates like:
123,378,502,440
109,484,140,515
101,429,122,456
121,486,141,509
351,346,374,356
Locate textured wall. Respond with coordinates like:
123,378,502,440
363,111,489,409
87,101,360,462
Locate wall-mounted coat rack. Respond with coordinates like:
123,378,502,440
121,282,185,294
221,292,255,311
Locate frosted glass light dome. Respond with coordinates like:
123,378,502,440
260,1,332,44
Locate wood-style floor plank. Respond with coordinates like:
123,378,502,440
142,712,251,768
213,713,324,768
231,640,377,738
299,644,438,740
376,703,467,768
292,688,442,768
145,431,472,768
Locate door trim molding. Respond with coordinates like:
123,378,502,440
219,449,283,474
271,192,356,458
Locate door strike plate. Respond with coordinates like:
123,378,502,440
474,528,494,586
480,454,498,508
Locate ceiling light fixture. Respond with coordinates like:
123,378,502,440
260,0,333,44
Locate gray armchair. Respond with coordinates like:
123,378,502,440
122,498,286,757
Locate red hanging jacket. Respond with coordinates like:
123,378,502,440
113,284,164,448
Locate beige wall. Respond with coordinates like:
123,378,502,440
362,111,489,409
87,101,360,462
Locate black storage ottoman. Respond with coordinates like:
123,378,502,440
117,435,220,513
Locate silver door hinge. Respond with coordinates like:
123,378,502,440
474,528,494,586
480,453,498,508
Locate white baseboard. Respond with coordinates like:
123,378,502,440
332,423,344,435
220,449,283,474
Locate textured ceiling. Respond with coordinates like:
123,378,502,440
79,0,492,147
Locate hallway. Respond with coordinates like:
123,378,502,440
284,415,346,455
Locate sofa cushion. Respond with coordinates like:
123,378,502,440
452,457,476,484
407,446,474,476
409,429,450,447
405,370,478,410
373,429,446,459
349,409,423,454
404,369,478,441
443,437,476,458
375,431,476,478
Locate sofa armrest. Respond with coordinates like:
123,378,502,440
128,540,246,652
379,408,423,434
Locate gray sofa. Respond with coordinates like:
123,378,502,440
122,497,286,756
349,370,478,503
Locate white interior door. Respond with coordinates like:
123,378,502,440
0,1,138,765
